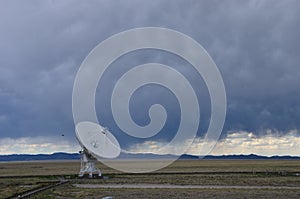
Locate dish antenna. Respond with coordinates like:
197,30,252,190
75,121,120,178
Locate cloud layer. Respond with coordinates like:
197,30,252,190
0,136,79,155
0,0,300,154
129,130,300,156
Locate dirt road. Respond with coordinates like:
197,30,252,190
74,184,300,190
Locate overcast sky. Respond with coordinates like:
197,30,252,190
0,0,300,156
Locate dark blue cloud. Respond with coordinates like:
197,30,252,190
0,0,300,150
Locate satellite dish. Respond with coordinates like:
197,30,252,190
75,121,121,177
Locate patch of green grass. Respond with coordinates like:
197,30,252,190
34,185,300,199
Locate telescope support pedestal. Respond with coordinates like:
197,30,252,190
79,150,101,178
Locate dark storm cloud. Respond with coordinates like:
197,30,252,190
0,0,300,150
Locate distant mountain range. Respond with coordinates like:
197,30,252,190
0,152,300,161
0,152,80,161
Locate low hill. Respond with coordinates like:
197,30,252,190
0,152,299,161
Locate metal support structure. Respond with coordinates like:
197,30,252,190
79,150,101,178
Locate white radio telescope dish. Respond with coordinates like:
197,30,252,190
75,121,120,177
